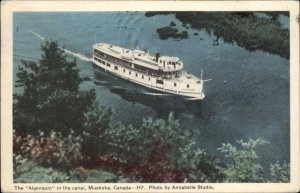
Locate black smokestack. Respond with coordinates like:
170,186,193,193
156,53,160,62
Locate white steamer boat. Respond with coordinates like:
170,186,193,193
92,43,205,100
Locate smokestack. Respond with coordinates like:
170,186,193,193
156,53,160,62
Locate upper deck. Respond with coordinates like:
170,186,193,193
93,43,184,72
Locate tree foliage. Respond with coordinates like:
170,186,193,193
13,154,128,183
14,41,99,136
218,138,269,182
13,40,113,165
146,12,289,59
106,113,225,182
13,130,83,170
175,12,290,59
81,103,112,159
269,162,290,183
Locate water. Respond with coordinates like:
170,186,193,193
13,12,290,169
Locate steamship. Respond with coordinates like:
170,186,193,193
92,43,205,100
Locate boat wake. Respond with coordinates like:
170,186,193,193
94,80,109,85
62,48,92,62
28,29,92,62
28,30,46,41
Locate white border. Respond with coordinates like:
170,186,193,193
1,1,299,192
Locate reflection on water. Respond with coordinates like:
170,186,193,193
93,67,204,119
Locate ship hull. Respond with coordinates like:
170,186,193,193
94,64,183,98
92,60,205,100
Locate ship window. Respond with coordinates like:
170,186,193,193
142,75,144,79
149,77,151,81
136,73,138,77
156,79,164,84
107,63,111,67
174,83,177,87
114,66,118,70
172,62,175,65
123,69,125,73
160,60,162,63
187,84,190,88
129,71,131,75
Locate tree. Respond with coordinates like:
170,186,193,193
81,102,112,159
106,113,225,182
14,41,97,136
269,162,290,183
218,138,268,182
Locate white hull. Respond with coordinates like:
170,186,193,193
93,59,205,100
92,43,205,100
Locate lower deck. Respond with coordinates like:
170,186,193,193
92,57,205,99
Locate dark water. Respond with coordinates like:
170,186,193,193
13,12,290,168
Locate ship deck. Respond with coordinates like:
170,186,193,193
93,43,183,72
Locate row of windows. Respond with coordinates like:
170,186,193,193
95,50,180,77
95,50,132,68
159,60,177,65
95,56,189,88
94,55,152,81
114,65,152,81
95,57,111,67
